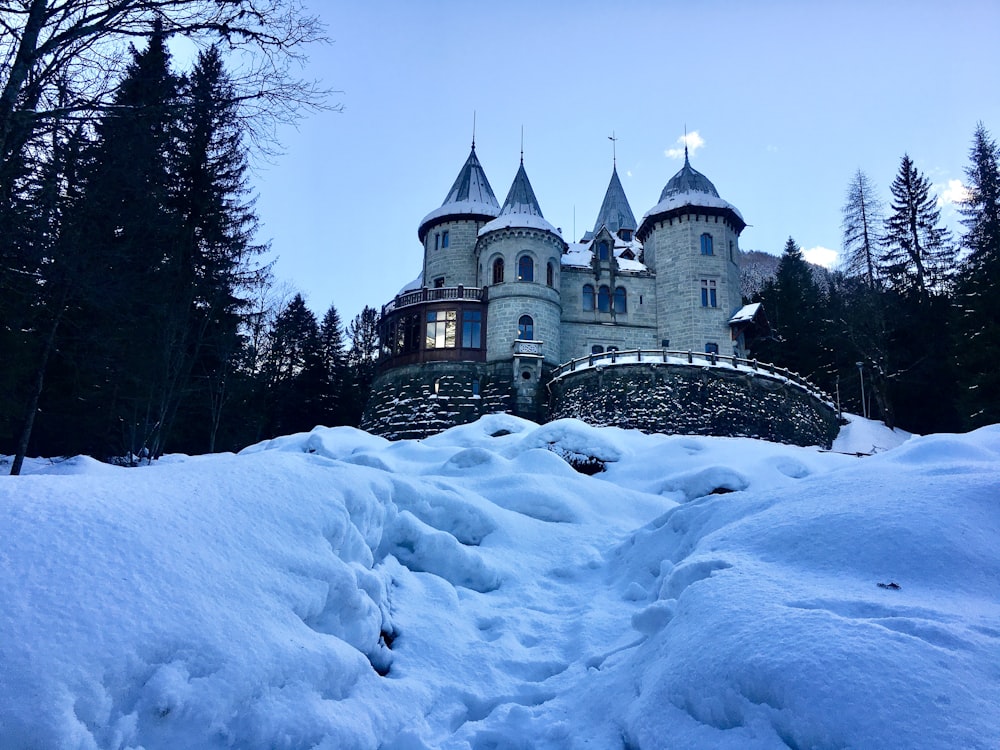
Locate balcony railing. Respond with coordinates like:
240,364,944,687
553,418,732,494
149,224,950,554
382,286,486,317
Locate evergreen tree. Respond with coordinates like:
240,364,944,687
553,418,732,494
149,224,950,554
753,238,830,384
344,306,381,426
882,154,955,296
319,303,348,424
955,123,1000,427
841,169,884,287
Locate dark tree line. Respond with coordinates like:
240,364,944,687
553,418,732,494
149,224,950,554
751,125,999,435
1,26,373,472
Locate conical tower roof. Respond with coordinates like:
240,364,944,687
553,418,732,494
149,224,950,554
638,148,745,241
592,166,637,236
658,149,720,201
479,159,562,239
418,145,501,241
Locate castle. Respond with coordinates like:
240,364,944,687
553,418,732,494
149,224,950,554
361,141,836,447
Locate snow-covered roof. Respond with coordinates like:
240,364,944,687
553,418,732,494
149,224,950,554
642,190,745,223
479,160,562,239
729,302,761,325
639,150,745,236
560,236,648,272
398,271,424,295
590,166,637,238
418,146,501,240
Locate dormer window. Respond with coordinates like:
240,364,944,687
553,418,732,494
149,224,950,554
619,229,632,242
598,241,610,261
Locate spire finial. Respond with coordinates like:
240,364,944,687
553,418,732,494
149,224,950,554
472,111,476,150
520,125,524,164
684,124,690,165
608,131,617,168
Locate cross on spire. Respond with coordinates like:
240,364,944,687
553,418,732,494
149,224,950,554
608,131,617,167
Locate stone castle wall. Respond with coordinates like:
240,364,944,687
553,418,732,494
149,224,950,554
547,363,840,448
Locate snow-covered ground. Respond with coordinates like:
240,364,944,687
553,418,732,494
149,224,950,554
2,416,998,749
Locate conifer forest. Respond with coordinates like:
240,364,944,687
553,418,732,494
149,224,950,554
2,7,999,473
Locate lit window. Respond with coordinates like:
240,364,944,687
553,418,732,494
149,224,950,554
582,284,595,311
462,310,481,348
598,285,611,312
492,257,504,284
441,230,449,248
705,342,719,354
614,286,627,313
518,255,534,282
546,261,554,287
426,310,458,348
701,233,713,255
700,279,717,308
598,241,609,261
518,315,533,340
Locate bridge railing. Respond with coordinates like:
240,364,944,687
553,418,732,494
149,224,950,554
547,348,832,404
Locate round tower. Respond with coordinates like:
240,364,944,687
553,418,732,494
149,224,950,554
476,159,565,417
636,150,745,355
417,143,501,289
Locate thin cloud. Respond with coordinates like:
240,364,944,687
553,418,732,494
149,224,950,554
803,245,838,269
665,131,705,160
937,179,970,207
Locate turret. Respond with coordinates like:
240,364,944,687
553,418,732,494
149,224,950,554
637,150,744,355
418,144,500,288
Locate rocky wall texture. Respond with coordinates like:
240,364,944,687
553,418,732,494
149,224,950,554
546,363,840,448
361,362,516,441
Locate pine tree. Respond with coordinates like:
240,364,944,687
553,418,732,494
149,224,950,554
753,238,830,384
344,306,381,426
882,154,955,296
955,123,1000,427
841,169,884,288
319,303,348,424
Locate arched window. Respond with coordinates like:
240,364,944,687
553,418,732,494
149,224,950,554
518,315,534,340
598,240,610,261
700,233,714,255
614,286,627,313
597,285,611,312
518,255,534,282
546,260,555,287
582,284,595,311
591,345,604,354
492,257,504,284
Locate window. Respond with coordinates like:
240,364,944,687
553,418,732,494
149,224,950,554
701,233,713,255
729,240,734,262
546,260,554,287
598,285,611,312
472,378,480,396
607,346,619,352
518,315,533,340
434,233,440,250
518,255,534,282
441,230,449,248
598,241,610,261
582,284,595,311
433,277,445,288
462,310,481,348
426,310,457,348
620,229,632,242
492,257,504,284
591,345,604,354
700,279,717,308
614,286,627,313
705,342,720,354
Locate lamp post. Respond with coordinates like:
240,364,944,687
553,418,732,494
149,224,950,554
856,361,867,419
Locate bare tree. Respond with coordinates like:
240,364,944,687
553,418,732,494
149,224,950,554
841,169,883,288
0,0,332,182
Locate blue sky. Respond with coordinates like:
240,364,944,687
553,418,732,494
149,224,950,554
251,0,1000,322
